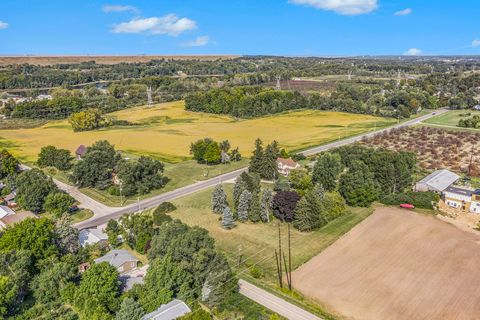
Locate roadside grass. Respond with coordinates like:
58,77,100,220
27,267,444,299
71,209,94,223
423,109,480,128
0,101,395,163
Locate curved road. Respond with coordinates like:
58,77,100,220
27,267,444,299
73,109,447,229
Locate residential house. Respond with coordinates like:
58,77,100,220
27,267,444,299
94,249,139,274
78,228,108,247
277,157,300,176
0,205,15,219
3,191,17,207
0,211,38,230
443,186,480,213
75,145,87,160
141,299,191,320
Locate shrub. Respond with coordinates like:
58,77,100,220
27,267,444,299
249,266,263,279
107,186,120,196
380,191,439,209
154,202,176,214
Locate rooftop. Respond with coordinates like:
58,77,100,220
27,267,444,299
141,299,191,320
417,169,460,192
277,157,299,168
94,249,139,268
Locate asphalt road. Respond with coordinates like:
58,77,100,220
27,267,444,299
239,279,322,320
73,109,447,229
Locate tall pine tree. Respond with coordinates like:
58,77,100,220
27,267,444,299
312,152,343,191
115,298,144,320
262,142,279,180
260,188,273,222
249,192,262,222
237,190,252,222
249,138,264,174
221,206,235,229
211,184,228,214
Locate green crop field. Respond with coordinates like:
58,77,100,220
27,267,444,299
0,101,395,164
423,110,480,128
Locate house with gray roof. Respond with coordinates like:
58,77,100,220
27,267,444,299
141,299,191,320
78,228,108,247
415,169,460,193
94,249,139,274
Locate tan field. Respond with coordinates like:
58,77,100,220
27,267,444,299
0,101,394,163
0,55,240,66
292,207,480,320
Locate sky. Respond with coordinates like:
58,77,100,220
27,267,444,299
2,0,480,56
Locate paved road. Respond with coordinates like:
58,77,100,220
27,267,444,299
73,110,447,229
239,279,322,320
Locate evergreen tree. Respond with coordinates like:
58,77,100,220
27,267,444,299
339,160,378,207
312,152,343,191
249,138,264,174
211,184,228,214
261,142,279,180
233,175,247,210
116,298,144,320
260,189,273,222
249,192,261,222
293,187,325,232
221,206,235,229
237,190,252,222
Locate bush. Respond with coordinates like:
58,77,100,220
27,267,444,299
107,186,120,196
380,191,439,209
154,202,176,214
152,202,176,226
249,266,263,279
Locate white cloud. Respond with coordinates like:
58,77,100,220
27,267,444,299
289,0,378,15
472,39,480,47
404,48,422,56
0,21,9,29
112,14,197,36
103,5,139,14
394,8,412,16
182,36,210,47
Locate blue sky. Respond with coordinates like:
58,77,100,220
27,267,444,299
2,0,480,56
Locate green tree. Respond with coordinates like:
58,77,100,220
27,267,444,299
15,169,57,213
233,175,247,210
237,190,252,222
221,206,235,229
261,141,279,180
204,142,221,164
0,149,19,179
116,298,144,320
55,214,80,254
37,145,73,171
293,187,325,232
249,192,261,222
31,260,77,304
249,138,264,174
288,169,313,196
260,188,273,222
312,153,343,191
43,192,76,218
74,262,121,318
68,108,110,132
106,219,121,247
339,160,378,207
201,253,237,306
116,156,166,196
321,191,347,222
211,184,228,214
180,309,212,320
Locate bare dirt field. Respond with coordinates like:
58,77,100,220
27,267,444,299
292,207,480,320
0,55,240,65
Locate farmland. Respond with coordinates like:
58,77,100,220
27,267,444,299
360,126,480,176
423,109,480,128
292,207,480,320
0,100,395,164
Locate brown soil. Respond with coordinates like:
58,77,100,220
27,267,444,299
292,207,480,320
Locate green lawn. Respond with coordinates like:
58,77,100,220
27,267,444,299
423,109,480,128
71,209,94,223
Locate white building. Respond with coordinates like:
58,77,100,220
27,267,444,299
277,157,300,176
78,228,108,247
141,300,191,320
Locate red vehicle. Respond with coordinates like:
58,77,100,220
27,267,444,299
400,203,415,210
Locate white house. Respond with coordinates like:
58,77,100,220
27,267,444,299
0,205,15,219
277,157,300,176
78,228,108,247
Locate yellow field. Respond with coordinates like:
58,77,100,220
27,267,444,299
0,101,395,163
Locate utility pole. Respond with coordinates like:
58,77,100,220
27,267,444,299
147,86,153,106
275,76,281,90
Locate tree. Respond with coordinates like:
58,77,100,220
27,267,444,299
237,190,252,222
37,146,73,171
0,218,58,262
55,214,80,254
233,175,247,210
312,152,343,191
249,192,261,222
116,156,166,196
0,149,19,179
219,140,231,152
116,298,144,320
221,206,235,229
321,192,347,222
190,138,222,164
272,191,300,222
249,138,264,174
74,262,121,318
0,276,17,318
211,184,228,214
15,169,57,213
180,309,212,320
106,219,121,247
261,142,279,180
288,169,313,196
43,192,75,218
260,189,273,222
201,253,237,306
339,160,378,207
68,108,111,131
204,142,221,164
31,260,77,304
293,187,325,232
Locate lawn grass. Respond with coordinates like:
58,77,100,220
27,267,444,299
423,109,480,128
170,184,375,286
71,209,94,223
0,101,395,163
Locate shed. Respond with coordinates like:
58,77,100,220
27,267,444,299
75,145,87,159
415,169,460,192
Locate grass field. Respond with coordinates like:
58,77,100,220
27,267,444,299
170,184,375,286
423,109,480,128
292,207,480,320
0,101,395,164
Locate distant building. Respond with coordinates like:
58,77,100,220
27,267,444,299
94,249,139,274
3,192,17,207
75,145,87,160
36,94,52,100
415,169,460,193
473,105,480,111
141,299,191,320
79,228,108,247
0,211,38,230
277,157,300,176
443,186,480,213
